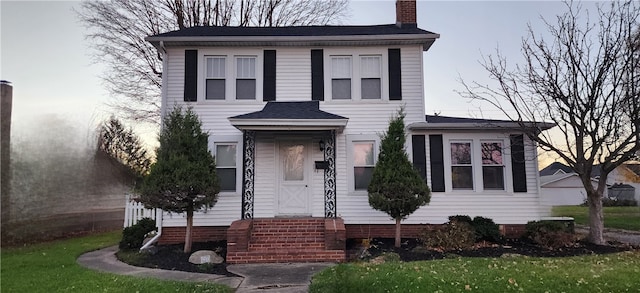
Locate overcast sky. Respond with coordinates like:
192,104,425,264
1,0,582,164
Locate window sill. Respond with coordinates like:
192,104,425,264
219,191,240,197
349,190,369,196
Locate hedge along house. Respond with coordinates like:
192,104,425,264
145,0,554,263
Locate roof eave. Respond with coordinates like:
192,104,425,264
146,33,440,50
228,118,349,132
408,121,556,132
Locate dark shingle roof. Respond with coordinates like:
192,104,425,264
150,24,434,38
425,115,516,124
540,162,574,176
230,101,346,120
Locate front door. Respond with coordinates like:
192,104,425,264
277,141,310,216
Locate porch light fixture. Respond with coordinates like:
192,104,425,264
319,140,325,151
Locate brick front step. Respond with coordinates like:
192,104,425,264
227,249,345,264
226,217,346,264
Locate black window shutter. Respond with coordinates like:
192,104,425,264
412,135,427,181
311,49,324,101
388,48,402,100
429,134,445,192
184,49,198,102
263,50,276,101
510,134,528,193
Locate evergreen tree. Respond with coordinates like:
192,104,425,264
368,109,431,248
137,106,219,253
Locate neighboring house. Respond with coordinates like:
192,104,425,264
144,0,554,263
539,161,640,206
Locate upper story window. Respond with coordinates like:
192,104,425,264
451,141,473,190
205,56,226,100
216,143,237,192
360,55,381,99
235,56,256,100
481,142,505,190
354,141,375,190
331,56,352,100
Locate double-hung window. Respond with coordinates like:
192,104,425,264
353,141,375,190
205,56,226,100
360,55,381,99
450,141,473,190
216,144,237,192
481,142,505,190
235,57,256,100
331,56,352,100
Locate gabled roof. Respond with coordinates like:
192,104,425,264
228,101,348,131
146,24,440,51
540,162,574,176
407,115,555,132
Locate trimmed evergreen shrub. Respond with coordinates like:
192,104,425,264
472,216,501,243
119,217,156,250
448,215,473,225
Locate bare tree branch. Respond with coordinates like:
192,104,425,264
459,1,640,244
76,0,350,124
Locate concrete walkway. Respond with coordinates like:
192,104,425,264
575,225,640,246
77,246,334,292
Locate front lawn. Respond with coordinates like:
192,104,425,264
310,251,640,292
0,231,232,293
553,206,640,231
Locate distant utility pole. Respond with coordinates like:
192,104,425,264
1,80,13,229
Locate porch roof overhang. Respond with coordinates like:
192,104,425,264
228,101,348,132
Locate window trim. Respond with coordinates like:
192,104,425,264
442,134,513,194
210,135,242,196
347,135,379,195
330,55,352,100
204,56,226,100
198,50,264,102
450,140,474,190
324,49,389,102
480,140,506,191
360,55,382,100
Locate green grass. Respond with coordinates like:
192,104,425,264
1,231,232,293
310,251,640,293
552,206,640,231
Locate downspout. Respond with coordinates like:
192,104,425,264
140,209,163,251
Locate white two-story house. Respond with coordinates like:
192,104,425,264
145,0,553,263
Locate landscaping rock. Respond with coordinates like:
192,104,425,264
188,250,223,264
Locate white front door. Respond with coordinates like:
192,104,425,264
277,141,310,216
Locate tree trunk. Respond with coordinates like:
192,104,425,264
184,209,194,253
395,218,401,248
587,191,605,245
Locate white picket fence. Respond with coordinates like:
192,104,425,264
124,194,162,228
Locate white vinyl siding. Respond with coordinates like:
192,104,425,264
161,45,548,227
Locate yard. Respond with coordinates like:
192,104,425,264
553,206,640,231
310,251,640,292
0,231,231,293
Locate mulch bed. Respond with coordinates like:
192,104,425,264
347,237,635,262
120,241,237,276
119,238,636,275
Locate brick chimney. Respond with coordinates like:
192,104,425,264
396,0,416,28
